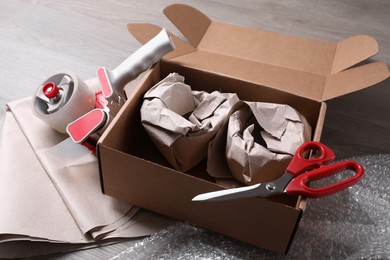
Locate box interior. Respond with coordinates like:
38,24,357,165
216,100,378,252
101,60,323,208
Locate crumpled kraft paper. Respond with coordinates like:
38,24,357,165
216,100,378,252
208,101,311,185
0,97,175,259
140,73,240,172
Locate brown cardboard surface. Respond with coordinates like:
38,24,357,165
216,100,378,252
132,4,390,101
164,4,379,73
99,144,301,253
98,3,389,254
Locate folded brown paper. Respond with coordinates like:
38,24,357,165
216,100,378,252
141,73,240,171
208,101,311,185
0,97,175,258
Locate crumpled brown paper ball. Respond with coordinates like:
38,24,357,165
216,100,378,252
208,101,312,185
141,73,240,172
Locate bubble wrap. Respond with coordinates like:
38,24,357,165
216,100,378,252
111,154,390,260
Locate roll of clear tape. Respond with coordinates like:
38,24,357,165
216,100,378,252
33,71,96,133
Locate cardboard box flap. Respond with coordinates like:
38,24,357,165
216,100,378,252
128,4,389,101
163,4,211,47
163,50,328,100
127,23,196,59
332,35,379,74
164,4,378,74
161,4,389,101
323,61,390,100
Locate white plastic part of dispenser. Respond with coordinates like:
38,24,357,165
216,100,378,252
98,28,175,102
33,71,96,133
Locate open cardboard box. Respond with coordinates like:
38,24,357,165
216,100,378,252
97,4,389,254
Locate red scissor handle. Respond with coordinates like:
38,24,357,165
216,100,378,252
285,160,364,198
286,141,336,177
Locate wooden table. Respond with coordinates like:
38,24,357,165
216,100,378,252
1,0,389,258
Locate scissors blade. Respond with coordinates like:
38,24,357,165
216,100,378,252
192,183,268,201
192,173,293,202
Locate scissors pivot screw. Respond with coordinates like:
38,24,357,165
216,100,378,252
266,183,276,191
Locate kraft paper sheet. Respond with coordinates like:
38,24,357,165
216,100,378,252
0,97,174,258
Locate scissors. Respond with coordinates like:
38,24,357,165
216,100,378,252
192,141,364,201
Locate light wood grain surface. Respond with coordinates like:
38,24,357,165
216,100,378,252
1,0,389,259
